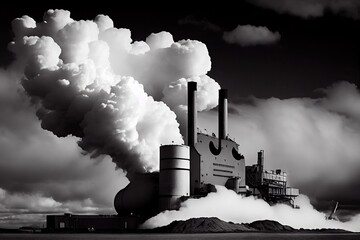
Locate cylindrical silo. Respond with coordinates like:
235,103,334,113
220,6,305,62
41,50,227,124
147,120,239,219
159,145,190,211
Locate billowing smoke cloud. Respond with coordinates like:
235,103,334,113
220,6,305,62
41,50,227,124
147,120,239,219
223,25,281,47
143,186,360,231
248,0,360,19
9,9,219,174
2,9,221,227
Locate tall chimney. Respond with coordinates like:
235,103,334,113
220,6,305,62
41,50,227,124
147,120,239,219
187,82,197,146
219,89,228,140
257,150,264,167
257,150,264,185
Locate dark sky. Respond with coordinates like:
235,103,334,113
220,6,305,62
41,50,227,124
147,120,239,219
1,3,359,99
0,1,360,229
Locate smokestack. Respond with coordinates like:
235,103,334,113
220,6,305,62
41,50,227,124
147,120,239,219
187,81,197,146
219,89,228,140
257,150,264,167
257,150,264,185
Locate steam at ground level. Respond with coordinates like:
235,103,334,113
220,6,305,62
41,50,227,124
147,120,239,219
142,186,360,232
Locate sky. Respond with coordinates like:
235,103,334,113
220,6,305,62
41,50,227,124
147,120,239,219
0,1,360,229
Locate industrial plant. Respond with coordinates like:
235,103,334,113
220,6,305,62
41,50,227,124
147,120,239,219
47,82,299,232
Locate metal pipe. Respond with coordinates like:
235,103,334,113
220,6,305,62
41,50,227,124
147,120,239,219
219,89,228,140
187,82,197,146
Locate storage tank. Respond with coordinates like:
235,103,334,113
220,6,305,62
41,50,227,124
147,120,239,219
159,145,190,211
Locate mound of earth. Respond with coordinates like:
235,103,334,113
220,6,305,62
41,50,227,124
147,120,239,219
246,219,294,232
151,217,256,233
150,217,352,234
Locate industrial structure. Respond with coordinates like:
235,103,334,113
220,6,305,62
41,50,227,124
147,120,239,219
246,150,299,206
113,81,299,220
47,81,299,232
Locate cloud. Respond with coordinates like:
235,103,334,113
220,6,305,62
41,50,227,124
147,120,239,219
143,186,360,232
179,16,280,47
0,188,61,211
248,0,360,19
0,187,111,228
145,31,174,50
0,67,129,228
320,81,360,121
223,25,281,47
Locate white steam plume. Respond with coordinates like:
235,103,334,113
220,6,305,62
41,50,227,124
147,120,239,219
143,186,360,232
9,9,220,174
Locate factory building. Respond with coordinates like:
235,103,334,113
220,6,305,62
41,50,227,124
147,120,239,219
47,81,299,232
